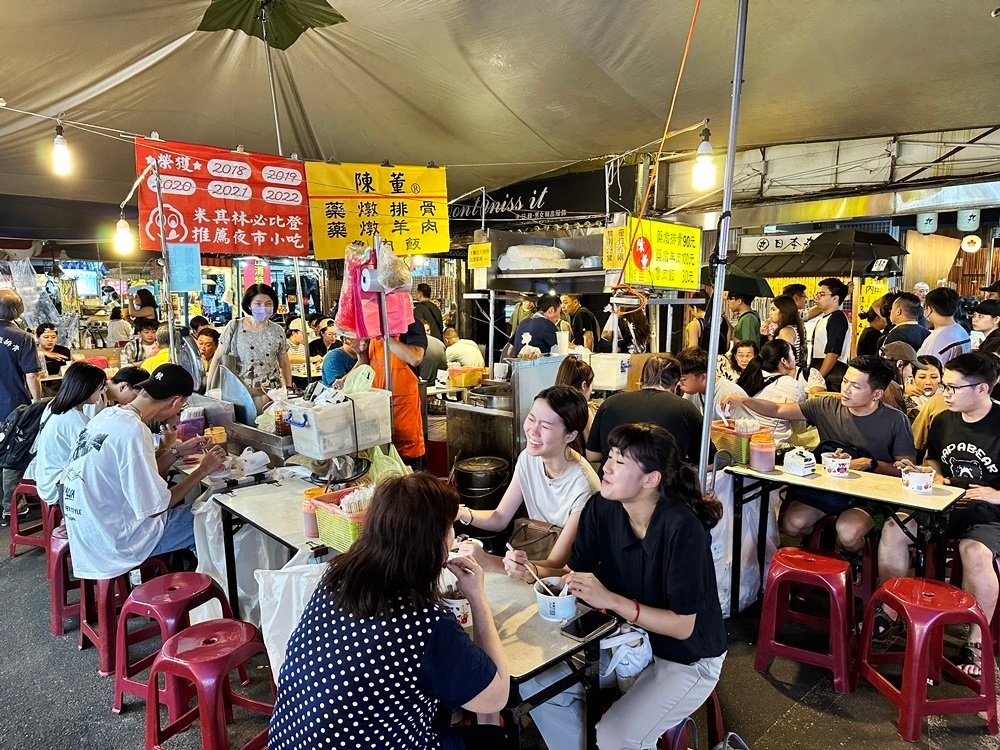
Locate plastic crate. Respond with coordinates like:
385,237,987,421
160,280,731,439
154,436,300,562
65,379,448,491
315,502,365,553
287,389,392,460
709,420,773,465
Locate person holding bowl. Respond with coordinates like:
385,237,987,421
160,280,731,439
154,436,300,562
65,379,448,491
508,423,727,750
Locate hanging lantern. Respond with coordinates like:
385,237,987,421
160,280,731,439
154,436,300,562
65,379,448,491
957,209,981,232
916,212,938,234
961,235,983,253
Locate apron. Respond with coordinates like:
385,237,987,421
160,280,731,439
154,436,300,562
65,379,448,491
369,339,425,459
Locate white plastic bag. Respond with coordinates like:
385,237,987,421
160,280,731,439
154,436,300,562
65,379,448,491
376,241,412,291
190,495,294,627
708,469,781,615
255,549,328,673
599,625,653,693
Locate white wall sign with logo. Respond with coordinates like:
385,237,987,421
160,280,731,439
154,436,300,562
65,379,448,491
738,232,821,255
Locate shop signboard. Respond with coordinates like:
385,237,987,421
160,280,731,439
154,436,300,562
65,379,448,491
306,162,450,259
467,242,491,269
854,277,888,351
167,243,202,292
134,138,309,258
602,217,700,290
738,232,819,255
243,260,272,288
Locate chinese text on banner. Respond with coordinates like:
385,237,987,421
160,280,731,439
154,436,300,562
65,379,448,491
602,218,701,290
135,138,309,257
306,162,449,259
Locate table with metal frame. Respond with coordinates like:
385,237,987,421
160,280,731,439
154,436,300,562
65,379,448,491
725,464,965,618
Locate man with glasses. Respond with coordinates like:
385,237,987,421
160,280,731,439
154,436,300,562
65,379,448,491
877,354,1000,670
809,278,852,392
723,355,914,563
918,287,971,365
782,283,809,312
61,364,225,581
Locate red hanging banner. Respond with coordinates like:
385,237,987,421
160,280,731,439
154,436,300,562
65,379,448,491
134,138,310,257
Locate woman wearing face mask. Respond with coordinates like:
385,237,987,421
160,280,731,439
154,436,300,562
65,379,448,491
457,386,600,577
207,284,291,391
24,362,106,506
35,323,71,375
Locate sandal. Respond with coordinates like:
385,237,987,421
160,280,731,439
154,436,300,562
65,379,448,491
957,642,983,679
872,607,904,644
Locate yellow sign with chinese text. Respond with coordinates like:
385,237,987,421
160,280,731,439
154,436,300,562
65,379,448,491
306,162,450,259
854,277,888,353
603,218,701,290
468,242,491,269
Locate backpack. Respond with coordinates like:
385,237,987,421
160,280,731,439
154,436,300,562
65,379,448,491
0,400,51,471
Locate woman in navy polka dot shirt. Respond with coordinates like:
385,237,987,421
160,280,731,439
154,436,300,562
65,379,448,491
269,473,510,749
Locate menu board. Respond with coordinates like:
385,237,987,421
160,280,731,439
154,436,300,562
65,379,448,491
603,217,701,290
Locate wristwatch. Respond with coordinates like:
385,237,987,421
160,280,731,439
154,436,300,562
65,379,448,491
869,457,878,472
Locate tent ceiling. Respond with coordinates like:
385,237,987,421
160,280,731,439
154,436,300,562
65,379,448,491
1,1,999,214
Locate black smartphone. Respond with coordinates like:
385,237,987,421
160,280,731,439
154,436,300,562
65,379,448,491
560,609,617,641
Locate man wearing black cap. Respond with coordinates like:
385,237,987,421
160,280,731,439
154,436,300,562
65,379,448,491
980,280,1000,302
60,364,225,581
973,299,1000,353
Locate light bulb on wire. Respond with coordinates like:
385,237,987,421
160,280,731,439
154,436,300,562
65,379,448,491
52,122,71,176
114,216,134,255
691,125,716,192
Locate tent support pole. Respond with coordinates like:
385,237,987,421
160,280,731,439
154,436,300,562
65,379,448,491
259,4,284,156
697,0,749,487
151,161,178,365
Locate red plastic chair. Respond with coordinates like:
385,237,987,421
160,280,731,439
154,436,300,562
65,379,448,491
657,689,725,749
79,558,169,676
805,516,879,614
933,542,1000,647
114,572,239,720
857,577,998,742
755,547,855,693
41,502,64,577
145,619,274,750
47,525,80,637
8,480,44,557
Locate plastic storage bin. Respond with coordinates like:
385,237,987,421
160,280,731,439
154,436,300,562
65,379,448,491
315,502,366,553
590,354,631,391
287,389,392,460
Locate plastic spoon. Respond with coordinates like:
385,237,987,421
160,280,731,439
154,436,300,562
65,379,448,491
716,402,730,427
506,543,556,596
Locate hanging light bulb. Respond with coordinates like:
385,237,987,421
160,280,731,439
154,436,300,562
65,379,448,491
114,216,134,254
52,122,71,176
691,125,716,192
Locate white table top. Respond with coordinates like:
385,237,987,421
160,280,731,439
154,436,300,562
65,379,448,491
212,476,321,551
727,464,965,513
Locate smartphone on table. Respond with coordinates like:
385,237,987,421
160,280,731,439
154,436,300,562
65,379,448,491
560,609,617,641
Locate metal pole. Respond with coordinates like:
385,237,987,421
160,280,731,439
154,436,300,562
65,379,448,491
697,0,749,486
293,255,311,383
151,161,178,364
487,288,495,370
611,306,620,353
259,5,284,156
379,291,392,391
480,187,486,234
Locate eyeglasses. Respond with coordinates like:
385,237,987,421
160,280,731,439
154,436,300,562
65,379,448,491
942,383,983,396
815,292,831,299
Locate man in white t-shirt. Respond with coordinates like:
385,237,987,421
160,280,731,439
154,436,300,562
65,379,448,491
61,364,225,580
443,327,485,368
918,287,972,366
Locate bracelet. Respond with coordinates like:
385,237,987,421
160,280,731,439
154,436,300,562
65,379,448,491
627,598,640,625
169,446,181,461
461,506,473,525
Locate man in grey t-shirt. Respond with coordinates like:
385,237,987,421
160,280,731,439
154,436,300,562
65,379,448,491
722,356,915,555
918,287,971,365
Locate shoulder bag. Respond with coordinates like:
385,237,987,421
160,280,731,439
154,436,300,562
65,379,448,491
508,517,562,560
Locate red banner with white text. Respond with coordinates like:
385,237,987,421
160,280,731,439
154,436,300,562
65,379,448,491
135,138,310,257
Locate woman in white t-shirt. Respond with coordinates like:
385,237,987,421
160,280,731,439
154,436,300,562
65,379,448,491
458,385,600,575
25,362,107,505
736,339,806,446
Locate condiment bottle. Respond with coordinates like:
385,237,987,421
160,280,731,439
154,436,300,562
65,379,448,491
749,433,776,472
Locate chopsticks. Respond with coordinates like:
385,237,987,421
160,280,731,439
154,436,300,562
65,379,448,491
507,543,556,596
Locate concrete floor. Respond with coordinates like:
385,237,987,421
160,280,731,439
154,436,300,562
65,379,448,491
3,519,1000,750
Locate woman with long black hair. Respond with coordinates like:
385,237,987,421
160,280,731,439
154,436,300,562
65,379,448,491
269,473,509,750
25,362,106,505
515,423,727,750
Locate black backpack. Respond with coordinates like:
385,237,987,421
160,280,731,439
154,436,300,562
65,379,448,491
0,400,51,472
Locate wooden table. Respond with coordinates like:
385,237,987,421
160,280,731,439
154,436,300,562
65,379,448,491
479,572,616,749
725,464,966,618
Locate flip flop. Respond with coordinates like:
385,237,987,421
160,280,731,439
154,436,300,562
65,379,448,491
957,642,983,679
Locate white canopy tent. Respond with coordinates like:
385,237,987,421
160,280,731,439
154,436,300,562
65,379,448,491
1,0,1000,209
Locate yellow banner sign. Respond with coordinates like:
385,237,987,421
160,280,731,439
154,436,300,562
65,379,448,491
468,242,491,269
855,277,888,350
306,162,450,259
603,218,701,290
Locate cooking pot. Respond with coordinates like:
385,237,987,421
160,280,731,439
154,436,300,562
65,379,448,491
454,456,511,554
468,385,513,411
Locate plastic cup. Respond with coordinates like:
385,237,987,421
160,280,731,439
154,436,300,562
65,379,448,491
821,452,851,477
901,466,935,493
492,362,510,380
535,577,576,622
556,330,570,354
442,595,472,627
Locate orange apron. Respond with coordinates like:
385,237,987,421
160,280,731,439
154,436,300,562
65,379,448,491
369,339,425,459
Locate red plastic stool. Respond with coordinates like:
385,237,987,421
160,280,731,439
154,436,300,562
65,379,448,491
805,517,879,613
41,502,64,577
79,558,169,676
657,689,725,749
857,577,998,741
8,480,44,557
114,572,238,720
47,525,80,637
145,619,274,750
755,547,855,693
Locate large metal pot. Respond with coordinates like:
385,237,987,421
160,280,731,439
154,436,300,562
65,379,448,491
454,456,511,554
468,385,513,411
